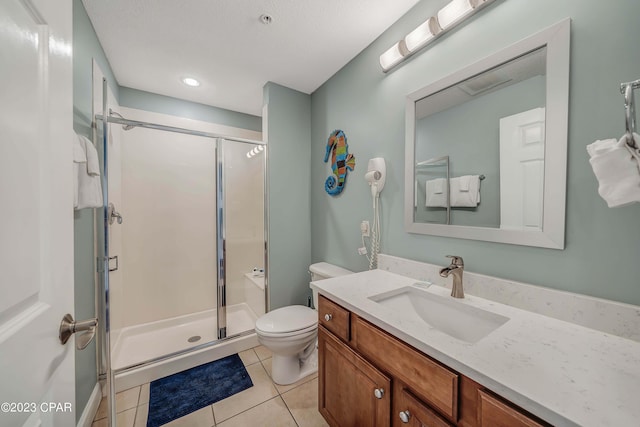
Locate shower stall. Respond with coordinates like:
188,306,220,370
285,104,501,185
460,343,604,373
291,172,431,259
95,80,267,425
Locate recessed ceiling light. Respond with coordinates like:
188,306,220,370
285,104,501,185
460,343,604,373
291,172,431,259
182,77,200,87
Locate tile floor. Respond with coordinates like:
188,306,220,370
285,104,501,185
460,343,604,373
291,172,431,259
92,345,328,427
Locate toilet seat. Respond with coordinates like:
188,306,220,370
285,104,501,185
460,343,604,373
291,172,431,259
255,323,317,339
255,305,317,337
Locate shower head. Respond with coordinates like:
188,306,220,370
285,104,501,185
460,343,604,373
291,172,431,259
109,109,135,131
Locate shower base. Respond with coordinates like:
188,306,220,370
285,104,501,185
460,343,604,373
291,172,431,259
110,303,259,392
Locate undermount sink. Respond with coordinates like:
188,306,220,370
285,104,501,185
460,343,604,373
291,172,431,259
369,285,509,343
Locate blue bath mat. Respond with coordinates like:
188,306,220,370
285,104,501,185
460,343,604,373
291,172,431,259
146,354,253,427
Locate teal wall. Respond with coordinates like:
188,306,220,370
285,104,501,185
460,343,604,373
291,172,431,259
72,0,121,421
119,87,261,132
264,83,312,309
73,0,119,134
310,0,640,306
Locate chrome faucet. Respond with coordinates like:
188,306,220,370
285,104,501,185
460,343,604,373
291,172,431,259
439,255,464,299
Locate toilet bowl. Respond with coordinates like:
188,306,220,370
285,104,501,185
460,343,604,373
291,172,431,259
254,262,352,385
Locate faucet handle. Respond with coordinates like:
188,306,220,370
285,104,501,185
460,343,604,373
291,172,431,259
445,255,464,267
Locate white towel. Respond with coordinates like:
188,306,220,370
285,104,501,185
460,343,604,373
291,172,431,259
73,135,87,208
450,175,480,207
425,178,447,207
459,175,471,191
587,134,640,208
74,134,104,210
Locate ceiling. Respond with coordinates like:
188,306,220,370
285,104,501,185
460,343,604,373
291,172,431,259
82,0,421,117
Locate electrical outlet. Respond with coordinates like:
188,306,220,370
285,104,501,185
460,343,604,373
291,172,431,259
358,246,368,255
360,220,370,237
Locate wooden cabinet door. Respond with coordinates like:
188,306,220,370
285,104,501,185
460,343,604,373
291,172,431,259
318,326,391,427
478,390,547,427
353,315,459,421
394,385,455,427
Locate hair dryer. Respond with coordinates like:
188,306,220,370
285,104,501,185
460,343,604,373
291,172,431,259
365,158,386,199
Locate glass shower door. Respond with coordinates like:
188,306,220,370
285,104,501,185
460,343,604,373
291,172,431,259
217,138,267,339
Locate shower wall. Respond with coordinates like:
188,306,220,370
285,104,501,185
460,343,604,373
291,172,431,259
223,142,265,307
114,107,262,329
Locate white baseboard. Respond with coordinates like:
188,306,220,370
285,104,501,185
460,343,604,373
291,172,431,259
77,382,101,427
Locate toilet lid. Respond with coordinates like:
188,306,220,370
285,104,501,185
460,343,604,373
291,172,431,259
255,305,317,334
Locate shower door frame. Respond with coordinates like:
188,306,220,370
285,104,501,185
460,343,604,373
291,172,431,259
95,79,268,425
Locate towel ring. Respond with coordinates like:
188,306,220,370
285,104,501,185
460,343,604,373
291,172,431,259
621,80,639,149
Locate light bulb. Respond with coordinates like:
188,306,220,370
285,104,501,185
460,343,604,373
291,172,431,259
437,0,474,30
379,42,406,72
405,17,438,52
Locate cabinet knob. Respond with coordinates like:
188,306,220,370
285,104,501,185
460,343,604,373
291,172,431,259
373,388,385,399
324,314,333,322
399,410,411,423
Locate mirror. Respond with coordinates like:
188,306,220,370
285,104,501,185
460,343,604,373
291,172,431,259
404,19,570,249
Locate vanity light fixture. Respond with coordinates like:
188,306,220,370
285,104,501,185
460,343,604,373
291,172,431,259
246,145,265,158
380,0,495,72
404,17,440,53
181,77,200,87
379,41,407,72
437,0,475,30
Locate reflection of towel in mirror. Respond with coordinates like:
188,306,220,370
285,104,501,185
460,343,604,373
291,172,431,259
74,134,104,210
587,134,640,208
425,178,447,207
450,175,480,207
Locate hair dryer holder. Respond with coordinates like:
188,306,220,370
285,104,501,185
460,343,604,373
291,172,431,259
365,158,386,196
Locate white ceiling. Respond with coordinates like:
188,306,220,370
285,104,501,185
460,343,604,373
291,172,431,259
82,0,421,117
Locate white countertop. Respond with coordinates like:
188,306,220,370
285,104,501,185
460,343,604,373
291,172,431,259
311,269,640,427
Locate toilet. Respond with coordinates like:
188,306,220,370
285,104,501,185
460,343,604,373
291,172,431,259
254,262,352,385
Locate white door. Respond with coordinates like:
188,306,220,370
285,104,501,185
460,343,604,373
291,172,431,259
0,0,75,426
499,107,545,231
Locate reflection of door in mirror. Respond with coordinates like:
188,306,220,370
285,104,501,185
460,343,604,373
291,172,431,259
499,108,545,231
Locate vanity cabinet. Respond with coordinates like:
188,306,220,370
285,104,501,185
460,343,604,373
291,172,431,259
317,295,550,427
318,326,391,426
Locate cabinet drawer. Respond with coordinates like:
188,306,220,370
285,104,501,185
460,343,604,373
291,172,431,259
318,295,350,341
395,385,455,427
353,315,459,421
478,390,547,427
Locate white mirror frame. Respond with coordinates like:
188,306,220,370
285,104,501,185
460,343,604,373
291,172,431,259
404,19,570,249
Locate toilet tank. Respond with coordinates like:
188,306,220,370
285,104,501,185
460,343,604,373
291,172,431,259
309,262,352,309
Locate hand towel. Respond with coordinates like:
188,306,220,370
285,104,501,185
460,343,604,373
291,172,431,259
73,134,87,208
450,175,480,207
459,175,471,191
587,134,640,208
75,134,104,210
425,178,447,207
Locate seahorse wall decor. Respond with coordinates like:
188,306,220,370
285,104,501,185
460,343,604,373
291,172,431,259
323,129,356,196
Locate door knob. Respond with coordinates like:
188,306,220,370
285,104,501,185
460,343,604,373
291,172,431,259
399,410,411,423
59,314,98,350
